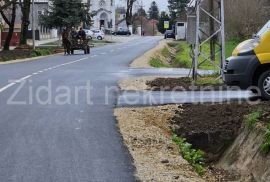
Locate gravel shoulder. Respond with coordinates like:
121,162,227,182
118,76,181,91
130,39,172,68
114,105,205,182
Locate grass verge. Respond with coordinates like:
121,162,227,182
150,39,241,70
149,57,170,68
243,108,270,154
0,47,63,62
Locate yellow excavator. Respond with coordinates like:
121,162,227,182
223,21,270,99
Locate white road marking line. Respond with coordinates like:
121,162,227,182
100,52,107,55
15,75,32,83
0,57,89,93
0,83,16,93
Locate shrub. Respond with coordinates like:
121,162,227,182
172,134,205,176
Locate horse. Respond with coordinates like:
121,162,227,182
62,30,71,55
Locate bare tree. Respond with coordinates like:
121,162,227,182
18,0,31,45
224,0,268,39
0,0,16,50
126,0,136,27
0,0,17,11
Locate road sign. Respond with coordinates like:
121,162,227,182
164,21,169,29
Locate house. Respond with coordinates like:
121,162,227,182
1,0,57,47
133,17,158,36
115,7,127,31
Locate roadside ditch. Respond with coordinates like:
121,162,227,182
115,39,270,181
116,84,270,181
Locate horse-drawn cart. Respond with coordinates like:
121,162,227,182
69,38,91,55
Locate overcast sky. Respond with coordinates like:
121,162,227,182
116,0,169,12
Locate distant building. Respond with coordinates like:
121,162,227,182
115,7,127,31
115,7,126,21
86,0,116,30
1,0,57,47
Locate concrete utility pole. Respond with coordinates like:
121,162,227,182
32,0,35,50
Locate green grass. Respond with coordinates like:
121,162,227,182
161,46,170,58
244,110,262,129
226,39,241,58
172,134,205,176
31,48,54,57
161,39,242,70
196,75,222,85
149,57,170,68
260,123,270,154
174,42,191,68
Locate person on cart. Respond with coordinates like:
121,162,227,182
70,27,78,38
78,27,86,43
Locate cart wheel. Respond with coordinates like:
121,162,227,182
87,46,90,54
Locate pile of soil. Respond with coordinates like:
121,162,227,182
147,77,226,91
171,102,270,163
171,103,252,162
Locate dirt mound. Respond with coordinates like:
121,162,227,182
147,77,226,91
171,103,252,162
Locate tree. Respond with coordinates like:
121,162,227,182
148,1,159,20
19,0,31,45
134,7,146,17
40,0,92,29
168,0,189,22
126,0,136,27
0,0,17,11
224,0,269,39
0,0,16,50
157,11,171,34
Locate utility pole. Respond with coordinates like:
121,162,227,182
209,0,215,62
187,0,225,81
32,0,35,50
152,19,155,36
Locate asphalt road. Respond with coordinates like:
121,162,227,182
0,36,255,182
0,37,166,182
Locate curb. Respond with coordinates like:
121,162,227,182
0,52,64,65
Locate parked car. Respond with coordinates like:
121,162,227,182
91,29,105,40
83,29,94,39
113,30,131,36
164,30,175,39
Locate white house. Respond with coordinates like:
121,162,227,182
87,0,116,30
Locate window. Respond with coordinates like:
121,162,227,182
177,23,185,27
99,0,105,7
